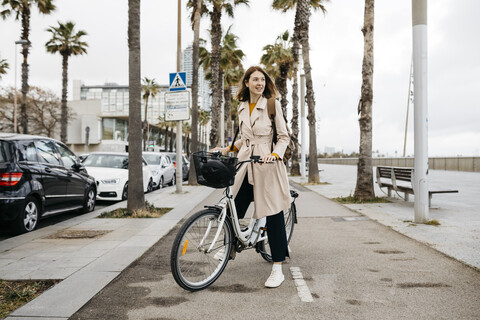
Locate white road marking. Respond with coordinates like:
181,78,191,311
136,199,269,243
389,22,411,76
290,266,314,302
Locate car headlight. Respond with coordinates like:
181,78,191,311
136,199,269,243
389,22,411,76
151,170,159,176
100,178,120,184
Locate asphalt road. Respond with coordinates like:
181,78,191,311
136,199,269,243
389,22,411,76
70,184,480,320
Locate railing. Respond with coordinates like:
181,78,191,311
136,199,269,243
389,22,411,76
317,157,480,172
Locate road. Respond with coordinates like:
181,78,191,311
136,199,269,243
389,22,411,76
70,183,480,320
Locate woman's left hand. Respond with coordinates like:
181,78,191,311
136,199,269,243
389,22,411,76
261,154,276,163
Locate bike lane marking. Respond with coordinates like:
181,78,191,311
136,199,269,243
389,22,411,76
290,266,313,302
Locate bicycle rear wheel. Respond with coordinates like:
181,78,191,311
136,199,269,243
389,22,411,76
257,202,296,262
171,208,233,291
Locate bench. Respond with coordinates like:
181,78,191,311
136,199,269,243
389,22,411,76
376,166,458,207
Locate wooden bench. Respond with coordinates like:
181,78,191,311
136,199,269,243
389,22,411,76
376,166,458,207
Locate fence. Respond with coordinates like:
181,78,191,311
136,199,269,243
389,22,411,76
317,157,480,172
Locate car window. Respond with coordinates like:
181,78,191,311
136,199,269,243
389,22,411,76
165,156,171,164
83,154,128,169
55,143,77,169
0,141,11,163
143,154,161,165
17,141,38,162
35,140,61,165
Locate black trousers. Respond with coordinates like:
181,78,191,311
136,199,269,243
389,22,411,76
234,175,289,262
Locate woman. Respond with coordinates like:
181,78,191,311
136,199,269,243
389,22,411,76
212,66,291,288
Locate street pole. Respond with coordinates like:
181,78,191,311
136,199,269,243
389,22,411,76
13,40,28,133
412,0,429,222
403,58,413,157
176,0,183,193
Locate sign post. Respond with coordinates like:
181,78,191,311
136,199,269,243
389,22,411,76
168,72,189,193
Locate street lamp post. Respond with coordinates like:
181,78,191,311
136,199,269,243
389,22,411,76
13,40,29,133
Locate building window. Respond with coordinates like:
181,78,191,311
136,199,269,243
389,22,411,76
102,118,114,140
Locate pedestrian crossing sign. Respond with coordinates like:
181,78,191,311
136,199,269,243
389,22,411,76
169,72,187,91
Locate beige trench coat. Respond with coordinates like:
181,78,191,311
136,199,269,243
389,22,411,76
231,96,291,219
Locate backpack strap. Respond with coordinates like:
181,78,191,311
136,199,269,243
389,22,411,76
267,98,278,151
230,127,239,151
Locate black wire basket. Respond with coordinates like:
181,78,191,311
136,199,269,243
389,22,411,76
193,151,238,188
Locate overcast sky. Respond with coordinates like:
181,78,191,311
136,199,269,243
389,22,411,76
1,0,479,157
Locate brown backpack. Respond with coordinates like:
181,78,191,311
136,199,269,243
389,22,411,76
267,98,295,163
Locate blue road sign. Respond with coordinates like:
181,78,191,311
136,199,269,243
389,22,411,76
169,72,187,91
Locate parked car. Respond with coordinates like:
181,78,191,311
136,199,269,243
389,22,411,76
142,152,175,189
82,152,153,201
0,133,96,234
164,152,190,181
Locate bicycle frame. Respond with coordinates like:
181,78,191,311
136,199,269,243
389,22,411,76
203,185,267,254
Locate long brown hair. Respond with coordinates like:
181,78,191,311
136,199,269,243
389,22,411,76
235,66,278,102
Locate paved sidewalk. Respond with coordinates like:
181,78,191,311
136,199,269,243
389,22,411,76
2,185,214,320
290,164,480,270
2,164,479,319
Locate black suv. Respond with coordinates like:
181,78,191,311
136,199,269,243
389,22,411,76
0,133,96,234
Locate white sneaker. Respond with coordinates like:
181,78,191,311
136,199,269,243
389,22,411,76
264,269,285,288
213,248,225,261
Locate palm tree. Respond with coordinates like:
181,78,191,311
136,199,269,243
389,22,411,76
272,0,327,176
220,26,244,142
1,0,55,134
354,0,375,200
0,58,9,79
260,30,294,116
192,0,248,148
198,109,210,149
187,0,202,184
199,26,245,146
127,0,144,210
296,0,327,183
141,77,160,150
45,21,87,143
182,121,191,154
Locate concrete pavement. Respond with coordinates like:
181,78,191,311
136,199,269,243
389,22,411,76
291,164,480,270
1,164,479,319
2,185,215,319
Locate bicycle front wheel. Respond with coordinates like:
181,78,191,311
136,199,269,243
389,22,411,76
171,208,233,291
257,202,296,263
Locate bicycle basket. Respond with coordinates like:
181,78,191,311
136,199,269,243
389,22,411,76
193,151,238,188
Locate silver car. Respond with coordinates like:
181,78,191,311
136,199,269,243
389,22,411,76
143,152,175,189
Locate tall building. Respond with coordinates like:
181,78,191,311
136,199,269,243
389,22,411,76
68,80,172,153
183,45,211,111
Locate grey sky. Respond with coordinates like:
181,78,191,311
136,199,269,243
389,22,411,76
1,0,479,156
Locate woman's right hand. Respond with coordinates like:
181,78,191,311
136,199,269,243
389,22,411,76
210,147,229,155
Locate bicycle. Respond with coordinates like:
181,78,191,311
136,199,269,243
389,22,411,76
170,151,299,291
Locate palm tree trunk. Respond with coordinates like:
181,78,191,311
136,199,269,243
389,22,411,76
278,67,288,116
290,60,300,175
209,5,222,148
143,97,148,151
224,87,232,142
60,54,69,142
164,126,169,151
189,0,201,184
290,10,301,176
127,0,145,210
298,0,319,183
354,0,375,200
20,10,31,134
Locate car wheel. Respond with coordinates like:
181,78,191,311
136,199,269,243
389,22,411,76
13,197,39,234
83,187,96,213
158,177,164,189
122,183,128,200
147,178,154,193
170,174,176,186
